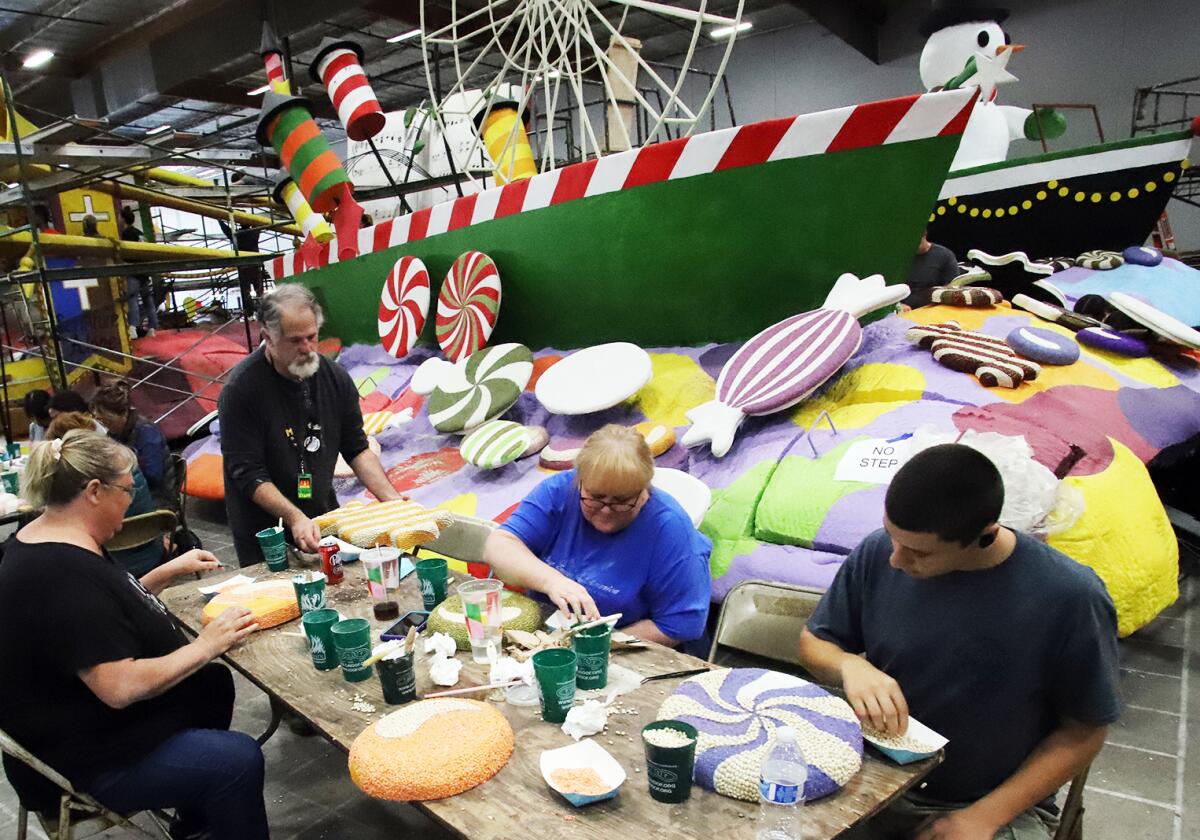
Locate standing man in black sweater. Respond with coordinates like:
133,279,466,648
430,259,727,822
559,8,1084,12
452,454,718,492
218,285,401,566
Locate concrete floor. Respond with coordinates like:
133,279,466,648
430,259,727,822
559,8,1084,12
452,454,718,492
0,504,1196,839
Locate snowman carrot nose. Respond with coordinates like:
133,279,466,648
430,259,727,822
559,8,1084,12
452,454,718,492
997,43,1025,55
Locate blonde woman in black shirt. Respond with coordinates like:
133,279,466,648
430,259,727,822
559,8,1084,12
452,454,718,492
0,430,268,839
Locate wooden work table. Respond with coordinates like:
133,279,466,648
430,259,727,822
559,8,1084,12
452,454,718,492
162,555,940,840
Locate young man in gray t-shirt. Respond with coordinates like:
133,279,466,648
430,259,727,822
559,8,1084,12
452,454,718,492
801,444,1120,840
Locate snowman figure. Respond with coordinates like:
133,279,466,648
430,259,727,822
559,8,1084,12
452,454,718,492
919,5,1065,170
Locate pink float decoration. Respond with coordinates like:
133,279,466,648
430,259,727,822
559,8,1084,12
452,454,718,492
683,274,909,458
436,251,502,363
378,256,430,359
310,37,385,142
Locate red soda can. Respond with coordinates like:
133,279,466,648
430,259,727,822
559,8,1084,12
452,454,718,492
318,537,344,584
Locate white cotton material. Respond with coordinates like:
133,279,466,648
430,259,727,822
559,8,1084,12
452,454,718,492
424,632,457,658
562,700,610,741
490,656,534,687
428,654,463,687
905,428,1083,536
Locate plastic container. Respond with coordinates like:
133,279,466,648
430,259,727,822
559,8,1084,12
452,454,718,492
756,726,807,840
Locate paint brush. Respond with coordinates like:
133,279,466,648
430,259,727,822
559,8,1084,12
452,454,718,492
424,679,522,699
562,613,623,637
403,625,418,655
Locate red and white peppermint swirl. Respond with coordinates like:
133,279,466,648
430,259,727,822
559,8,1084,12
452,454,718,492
435,251,501,363
316,47,385,141
378,256,430,359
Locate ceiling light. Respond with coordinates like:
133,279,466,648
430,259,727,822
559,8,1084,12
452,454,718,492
248,84,271,96
22,49,54,68
710,21,752,39
387,28,422,43
146,124,172,136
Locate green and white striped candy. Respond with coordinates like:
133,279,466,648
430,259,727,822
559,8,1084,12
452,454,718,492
427,343,532,433
460,420,533,469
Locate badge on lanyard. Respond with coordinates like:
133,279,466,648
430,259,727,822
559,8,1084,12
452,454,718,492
297,472,313,500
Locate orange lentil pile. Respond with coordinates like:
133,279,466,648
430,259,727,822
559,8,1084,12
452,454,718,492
549,767,611,796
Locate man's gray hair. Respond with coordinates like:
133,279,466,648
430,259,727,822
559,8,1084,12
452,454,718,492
259,284,324,338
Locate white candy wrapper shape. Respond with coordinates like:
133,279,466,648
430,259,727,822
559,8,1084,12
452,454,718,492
683,273,908,457
540,739,626,807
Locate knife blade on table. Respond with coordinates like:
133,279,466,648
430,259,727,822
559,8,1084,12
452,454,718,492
639,667,710,685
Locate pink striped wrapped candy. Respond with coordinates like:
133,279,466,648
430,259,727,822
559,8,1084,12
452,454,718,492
309,37,385,142
436,251,502,363
378,256,430,359
683,273,908,457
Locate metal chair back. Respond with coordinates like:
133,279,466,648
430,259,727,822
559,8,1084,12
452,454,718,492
708,579,825,665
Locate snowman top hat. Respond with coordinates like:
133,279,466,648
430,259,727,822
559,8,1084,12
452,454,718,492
919,2,1009,37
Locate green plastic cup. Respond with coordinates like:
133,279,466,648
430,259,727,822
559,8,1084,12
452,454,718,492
291,571,327,614
415,558,448,611
256,525,288,571
331,618,373,682
642,720,699,803
0,470,18,495
572,624,612,690
6,443,19,459
300,608,339,671
532,648,577,723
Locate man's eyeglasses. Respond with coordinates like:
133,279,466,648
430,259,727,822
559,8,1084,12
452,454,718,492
579,490,641,513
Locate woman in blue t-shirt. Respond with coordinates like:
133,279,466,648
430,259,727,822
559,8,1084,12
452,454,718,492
484,425,712,646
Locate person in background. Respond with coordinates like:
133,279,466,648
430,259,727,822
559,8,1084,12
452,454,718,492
119,205,157,338
81,214,101,237
483,425,712,647
23,390,51,443
360,213,373,228
48,388,98,422
799,445,1119,840
90,381,174,508
47,412,164,576
218,219,263,317
0,430,268,839
218,285,401,566
900,230,959,310
31,204,60,235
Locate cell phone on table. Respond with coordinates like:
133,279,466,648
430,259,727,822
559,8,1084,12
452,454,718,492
380,610,430,641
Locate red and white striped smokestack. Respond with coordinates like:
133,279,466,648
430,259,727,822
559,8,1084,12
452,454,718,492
309,37,386,142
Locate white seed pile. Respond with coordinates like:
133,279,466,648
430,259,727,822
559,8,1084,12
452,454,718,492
862,728,940,753
643,727,694,748
374,699,477,738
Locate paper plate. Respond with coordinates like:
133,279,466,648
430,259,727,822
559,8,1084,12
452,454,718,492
534,343,652,415
540,739,626,807
862,717,948,765
1108,292,1200,349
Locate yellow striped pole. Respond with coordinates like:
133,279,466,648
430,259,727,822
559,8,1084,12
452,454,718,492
273,175,333,243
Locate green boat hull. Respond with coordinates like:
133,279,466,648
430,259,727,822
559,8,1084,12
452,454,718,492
297,135,963,349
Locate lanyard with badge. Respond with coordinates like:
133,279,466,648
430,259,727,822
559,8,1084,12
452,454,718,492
283,381,321,500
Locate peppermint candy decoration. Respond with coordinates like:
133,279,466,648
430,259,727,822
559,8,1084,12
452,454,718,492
378,256,431,359
436,251,501,363
459,420,533,469
428,343,533,433
657,668,862,802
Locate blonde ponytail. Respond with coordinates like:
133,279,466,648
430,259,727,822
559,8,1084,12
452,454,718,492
22,429,135,509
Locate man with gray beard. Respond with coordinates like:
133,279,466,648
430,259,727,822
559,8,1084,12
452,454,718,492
219,285,402,566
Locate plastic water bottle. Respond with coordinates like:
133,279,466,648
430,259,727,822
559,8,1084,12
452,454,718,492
757,726,807,840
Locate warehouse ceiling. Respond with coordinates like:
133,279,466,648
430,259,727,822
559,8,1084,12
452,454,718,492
0,0,903,155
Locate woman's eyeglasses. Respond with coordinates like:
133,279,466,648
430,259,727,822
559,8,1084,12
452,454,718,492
103,481,136,498
580,490,641,513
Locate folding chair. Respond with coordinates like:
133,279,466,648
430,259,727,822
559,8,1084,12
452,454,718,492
0,727,170,840
104,510,177,554
1053,764,1091,840
708,579,826,667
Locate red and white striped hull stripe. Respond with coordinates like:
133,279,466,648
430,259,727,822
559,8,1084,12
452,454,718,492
317,49,383,140
268,87,977,281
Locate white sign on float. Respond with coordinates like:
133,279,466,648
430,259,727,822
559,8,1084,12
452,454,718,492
835,437,912,484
